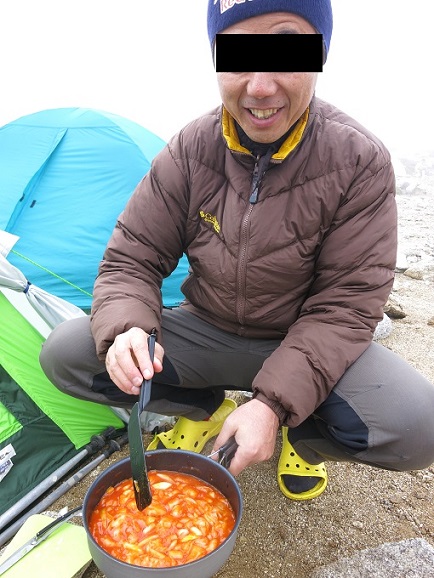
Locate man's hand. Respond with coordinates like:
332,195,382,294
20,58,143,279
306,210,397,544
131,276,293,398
105,327,164,395
212,398,279,476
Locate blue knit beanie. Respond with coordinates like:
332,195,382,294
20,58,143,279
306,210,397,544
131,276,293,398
208,0,333,61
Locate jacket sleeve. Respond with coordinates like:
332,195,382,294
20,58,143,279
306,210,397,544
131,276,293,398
90,136,189,360
253,153,397,427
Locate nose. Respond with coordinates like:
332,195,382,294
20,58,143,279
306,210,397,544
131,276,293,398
245,73,279,98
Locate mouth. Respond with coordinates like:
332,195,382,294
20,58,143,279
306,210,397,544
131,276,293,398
248,108,279,120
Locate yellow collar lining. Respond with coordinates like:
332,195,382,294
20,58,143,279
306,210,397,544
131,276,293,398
221,106,309,161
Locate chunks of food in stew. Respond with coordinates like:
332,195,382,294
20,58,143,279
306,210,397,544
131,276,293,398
89,470,236,568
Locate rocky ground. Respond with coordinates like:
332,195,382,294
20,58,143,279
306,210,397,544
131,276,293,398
3,164,434,578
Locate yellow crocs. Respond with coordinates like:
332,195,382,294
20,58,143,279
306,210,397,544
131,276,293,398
147,398,237,452
277,426,328,500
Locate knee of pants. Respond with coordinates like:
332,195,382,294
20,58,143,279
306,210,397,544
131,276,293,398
360,383,434,471
316,389,434,472
327,342,434,471
354,422,434,472
39,316,100,388
383,402,434,471
39,327,66,384
40,322,74,373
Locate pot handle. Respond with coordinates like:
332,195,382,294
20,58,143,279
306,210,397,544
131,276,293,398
216,436,238,469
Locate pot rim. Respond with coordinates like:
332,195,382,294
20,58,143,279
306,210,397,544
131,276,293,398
83,451,243,572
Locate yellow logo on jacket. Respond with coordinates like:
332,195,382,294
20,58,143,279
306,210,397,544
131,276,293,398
200,210,220,234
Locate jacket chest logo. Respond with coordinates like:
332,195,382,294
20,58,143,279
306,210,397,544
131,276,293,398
200,210,220,234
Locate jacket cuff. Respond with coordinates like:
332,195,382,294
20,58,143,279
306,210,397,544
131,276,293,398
252,391,289,427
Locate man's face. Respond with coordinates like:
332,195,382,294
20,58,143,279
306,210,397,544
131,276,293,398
216,12,318,144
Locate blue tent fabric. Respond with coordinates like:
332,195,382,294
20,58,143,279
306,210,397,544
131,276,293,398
0,107,188,309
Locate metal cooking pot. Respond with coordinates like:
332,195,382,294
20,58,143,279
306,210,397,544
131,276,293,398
83,449,243,578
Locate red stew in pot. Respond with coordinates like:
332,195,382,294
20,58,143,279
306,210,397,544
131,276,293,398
89,470,236,568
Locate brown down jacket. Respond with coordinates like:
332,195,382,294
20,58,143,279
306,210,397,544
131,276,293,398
90,95,397,427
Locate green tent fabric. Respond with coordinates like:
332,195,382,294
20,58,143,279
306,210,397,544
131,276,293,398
0,292,124,517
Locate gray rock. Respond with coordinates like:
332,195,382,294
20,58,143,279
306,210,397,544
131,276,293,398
311,538,434,578
384,295,406,319
395,250,409,272
404,261,434,281
404,266,425,280
373,313,393,341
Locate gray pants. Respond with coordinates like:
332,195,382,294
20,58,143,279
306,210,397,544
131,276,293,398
39,308,434,472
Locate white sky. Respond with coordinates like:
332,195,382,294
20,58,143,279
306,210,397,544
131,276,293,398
1,0,432,156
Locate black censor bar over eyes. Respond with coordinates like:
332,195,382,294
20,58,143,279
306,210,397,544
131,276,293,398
215,34,323,73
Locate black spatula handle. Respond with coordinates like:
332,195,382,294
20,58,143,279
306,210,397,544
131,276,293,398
138,328,157,413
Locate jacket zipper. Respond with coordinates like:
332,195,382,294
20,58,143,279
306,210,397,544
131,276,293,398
249,157,261,204
236,204,254,326
236,156,261,326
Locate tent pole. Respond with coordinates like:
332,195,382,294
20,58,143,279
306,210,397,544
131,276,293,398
0,427,117,532
0,433,128,547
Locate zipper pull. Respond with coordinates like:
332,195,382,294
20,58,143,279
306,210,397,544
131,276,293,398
249,158,260,204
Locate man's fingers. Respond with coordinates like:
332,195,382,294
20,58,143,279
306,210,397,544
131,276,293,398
112,330,146,385
127,329,153,379
106,327,164,394
211,400,278,475
106,349,141,395
127,328,164,379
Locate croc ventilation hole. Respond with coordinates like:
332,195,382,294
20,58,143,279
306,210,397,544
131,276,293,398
286,451,323,473
285,461,320,473
176,433,185,449
168,432,201,450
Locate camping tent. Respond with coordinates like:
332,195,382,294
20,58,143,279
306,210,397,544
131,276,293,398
0,108,190,526
0,291,125,519
0,107,189,310
0,248,125,520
